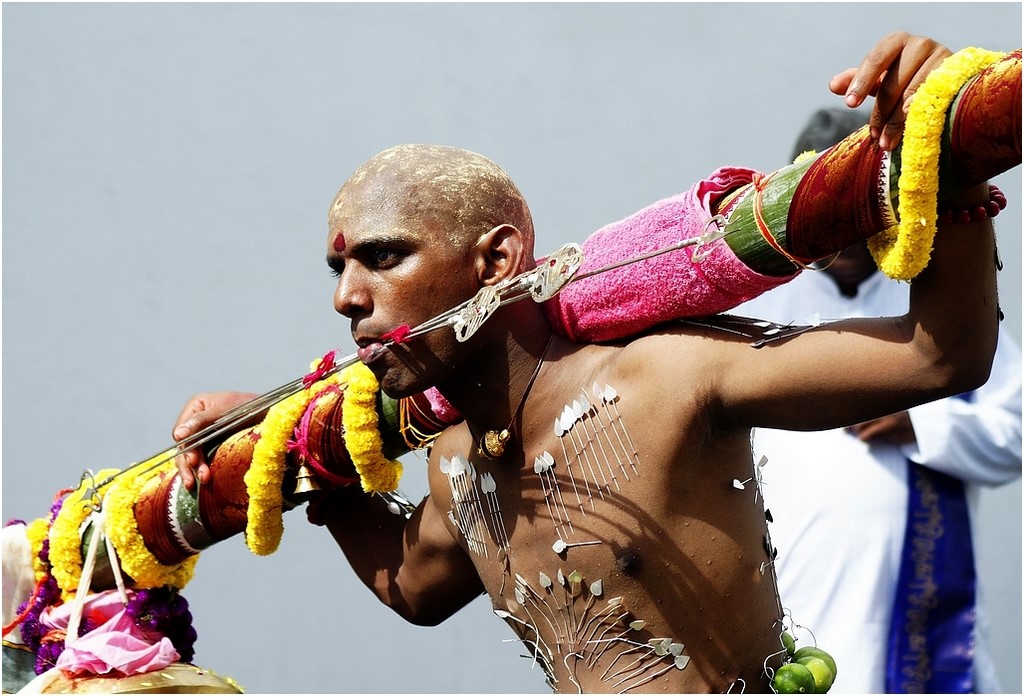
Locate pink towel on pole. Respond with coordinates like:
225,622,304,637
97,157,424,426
544,166,797,342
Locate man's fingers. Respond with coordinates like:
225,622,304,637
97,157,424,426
173,417,213,491
171,392,260,492
849,420,881,441
175,450,197,490
873,38,952,150
845,32,910,106
846,412,916,445
829,69,858,100
878,116,907,152
173,412,209,441
836,32,952,151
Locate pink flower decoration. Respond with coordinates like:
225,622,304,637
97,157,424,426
381,325,411,344
303,350,338,388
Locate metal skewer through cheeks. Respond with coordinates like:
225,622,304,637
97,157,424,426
88,215,732,496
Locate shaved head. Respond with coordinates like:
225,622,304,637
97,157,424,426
330,144,535,263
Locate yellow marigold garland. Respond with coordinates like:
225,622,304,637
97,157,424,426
245,388,316,555
793,149,818,165
105,455,198,589
48,468,120,598
244,369,345,556
341,363,403,493
26,517,51,583
243,361,404,555
27,360,405,593
869,47,1006,280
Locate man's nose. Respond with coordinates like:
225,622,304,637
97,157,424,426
333,267,371,318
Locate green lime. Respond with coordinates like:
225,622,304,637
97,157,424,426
796,656,835,693
781,631,797,657
793,646,838,678
772,662,816,694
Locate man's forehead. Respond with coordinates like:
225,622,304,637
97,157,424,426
328,218,424,252
329,178,449,240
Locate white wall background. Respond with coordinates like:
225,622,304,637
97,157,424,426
3,3,1020,693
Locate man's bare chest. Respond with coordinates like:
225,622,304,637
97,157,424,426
427,382,775,692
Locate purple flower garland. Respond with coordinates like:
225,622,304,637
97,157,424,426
125,587,197,663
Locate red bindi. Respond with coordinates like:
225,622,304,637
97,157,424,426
332,233,346,252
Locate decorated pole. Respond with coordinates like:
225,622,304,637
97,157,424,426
40,45,1024,586
57,46,1024,588
5,45,1020,689
43,46,1024,582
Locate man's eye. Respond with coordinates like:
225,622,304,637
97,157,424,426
369,249,403,268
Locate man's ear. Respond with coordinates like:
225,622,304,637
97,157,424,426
475,224,527,285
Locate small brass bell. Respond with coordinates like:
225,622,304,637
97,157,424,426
293,462,322,498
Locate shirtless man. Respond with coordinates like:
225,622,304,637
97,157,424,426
174,34,1001,692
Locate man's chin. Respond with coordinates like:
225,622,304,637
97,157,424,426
375,368,433,401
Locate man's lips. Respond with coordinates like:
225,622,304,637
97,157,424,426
356,325,411,364
357,342,387,364
356,324,412,365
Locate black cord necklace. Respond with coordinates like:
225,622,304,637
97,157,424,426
476,333,554,460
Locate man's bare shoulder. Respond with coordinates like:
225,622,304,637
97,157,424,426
614,318,754,358
606,314,820,366
430,422,471,460
587,318,790,415
580,322,741,405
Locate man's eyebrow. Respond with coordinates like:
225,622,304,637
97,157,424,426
326,232,416,267
348,232,415,251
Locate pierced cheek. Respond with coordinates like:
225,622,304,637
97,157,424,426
332,233,346,252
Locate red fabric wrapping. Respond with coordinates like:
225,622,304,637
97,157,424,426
786,129,893,261
949,50,1022,187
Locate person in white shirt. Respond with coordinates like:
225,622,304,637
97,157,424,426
737,108,1023,693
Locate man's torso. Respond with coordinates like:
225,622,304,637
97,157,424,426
426,336,783,692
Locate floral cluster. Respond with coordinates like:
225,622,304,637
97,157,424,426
869,47,1007,280
47,471,118,598
6,354,407,677
6,506,73,675
244,369,345,556
104,457,198,589
340,362,403,493
243,358,403,555
6,501,197,676
4,451,202,676
125,587,197,663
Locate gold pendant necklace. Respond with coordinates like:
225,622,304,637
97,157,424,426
479,428,512,459
477,334,553,460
